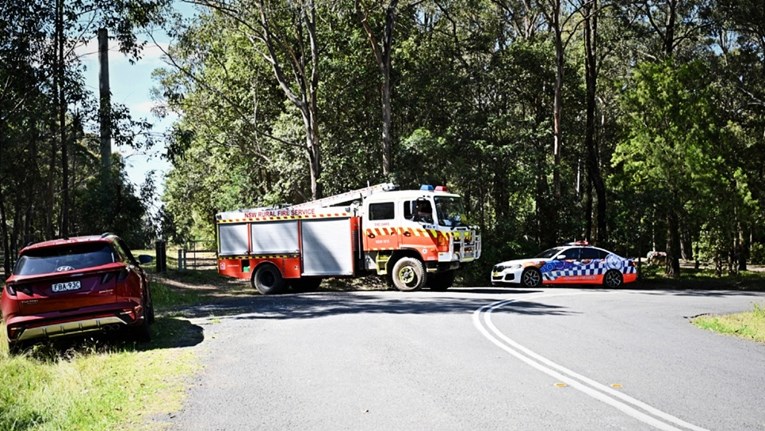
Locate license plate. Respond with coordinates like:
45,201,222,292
52,280,81,292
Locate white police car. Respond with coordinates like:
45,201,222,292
491,242,637,288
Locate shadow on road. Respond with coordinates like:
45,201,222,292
174,289,577,321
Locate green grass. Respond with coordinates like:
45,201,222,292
634,262,765,290
0,277,209,431
693,304,765,343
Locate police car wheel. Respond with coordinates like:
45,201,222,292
392,257,426,292
603,270,623,288
521,268,541,288
252,263,287,295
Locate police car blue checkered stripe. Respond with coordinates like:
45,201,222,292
542,259,636,280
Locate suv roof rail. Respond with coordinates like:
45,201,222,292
100,232,115,238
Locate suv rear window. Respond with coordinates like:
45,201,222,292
14,243,116,276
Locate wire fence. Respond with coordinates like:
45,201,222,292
178,241,217,271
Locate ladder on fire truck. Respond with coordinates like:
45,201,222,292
289,183,396,209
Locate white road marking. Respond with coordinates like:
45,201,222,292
473,292,708,431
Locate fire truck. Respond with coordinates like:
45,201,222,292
215,183,481,294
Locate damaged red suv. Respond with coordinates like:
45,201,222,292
2,234,154,351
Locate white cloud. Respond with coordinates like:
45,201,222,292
130,100,161,117
74,36,169,65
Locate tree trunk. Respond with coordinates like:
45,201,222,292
583,0,607,245
584,178,593,241
550,0,564,244
380,1,397,177
664,0,677,56
357,0,398,178
57,0,69,237
680,225,693,260
256,0,322,199
0,142,9,276
0,115,7,276
737,220,748,272
666,208,681,278
304,110,322,200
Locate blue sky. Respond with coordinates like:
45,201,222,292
77,4,199,197
79,35,171,192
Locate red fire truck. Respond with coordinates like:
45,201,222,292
216,183,481,294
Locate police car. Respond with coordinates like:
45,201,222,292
491,242,637,288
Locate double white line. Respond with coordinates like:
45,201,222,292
473,295,707,431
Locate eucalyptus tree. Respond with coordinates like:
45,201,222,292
706,0,765,270
181,0,324,199
579,0,608,245
156,9,290,241
613,61,747,277
0,0,168,274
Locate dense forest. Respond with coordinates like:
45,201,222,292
1,0,764,283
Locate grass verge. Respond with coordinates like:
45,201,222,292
692,304,765,343
0,276,213,431
634,263,765,290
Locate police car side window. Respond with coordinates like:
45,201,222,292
580,248,599,260
369,202,395,220
561,247,580,260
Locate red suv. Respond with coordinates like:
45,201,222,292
2,234,154,351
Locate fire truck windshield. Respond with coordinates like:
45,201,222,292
434,196,467,228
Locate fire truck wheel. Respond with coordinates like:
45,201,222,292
427,270,455,291
391,257,426,291
252,263,287,295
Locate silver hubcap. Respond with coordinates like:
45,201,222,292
523,270,539,286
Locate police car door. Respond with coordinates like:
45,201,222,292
562,247,583,283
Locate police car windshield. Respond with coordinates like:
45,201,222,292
434,196,467,227
535,247,565,258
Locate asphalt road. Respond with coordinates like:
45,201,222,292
166,287,765,431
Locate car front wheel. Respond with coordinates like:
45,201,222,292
521,268,542,288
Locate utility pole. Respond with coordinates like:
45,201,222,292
57,0,69,238
98,27,111,177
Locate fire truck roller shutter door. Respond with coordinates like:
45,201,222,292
251,221,299,254
301,218,354,276
218,223,249,256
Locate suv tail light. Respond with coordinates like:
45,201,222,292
101,268,129,284
101,272,114,284
5,283,31,296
